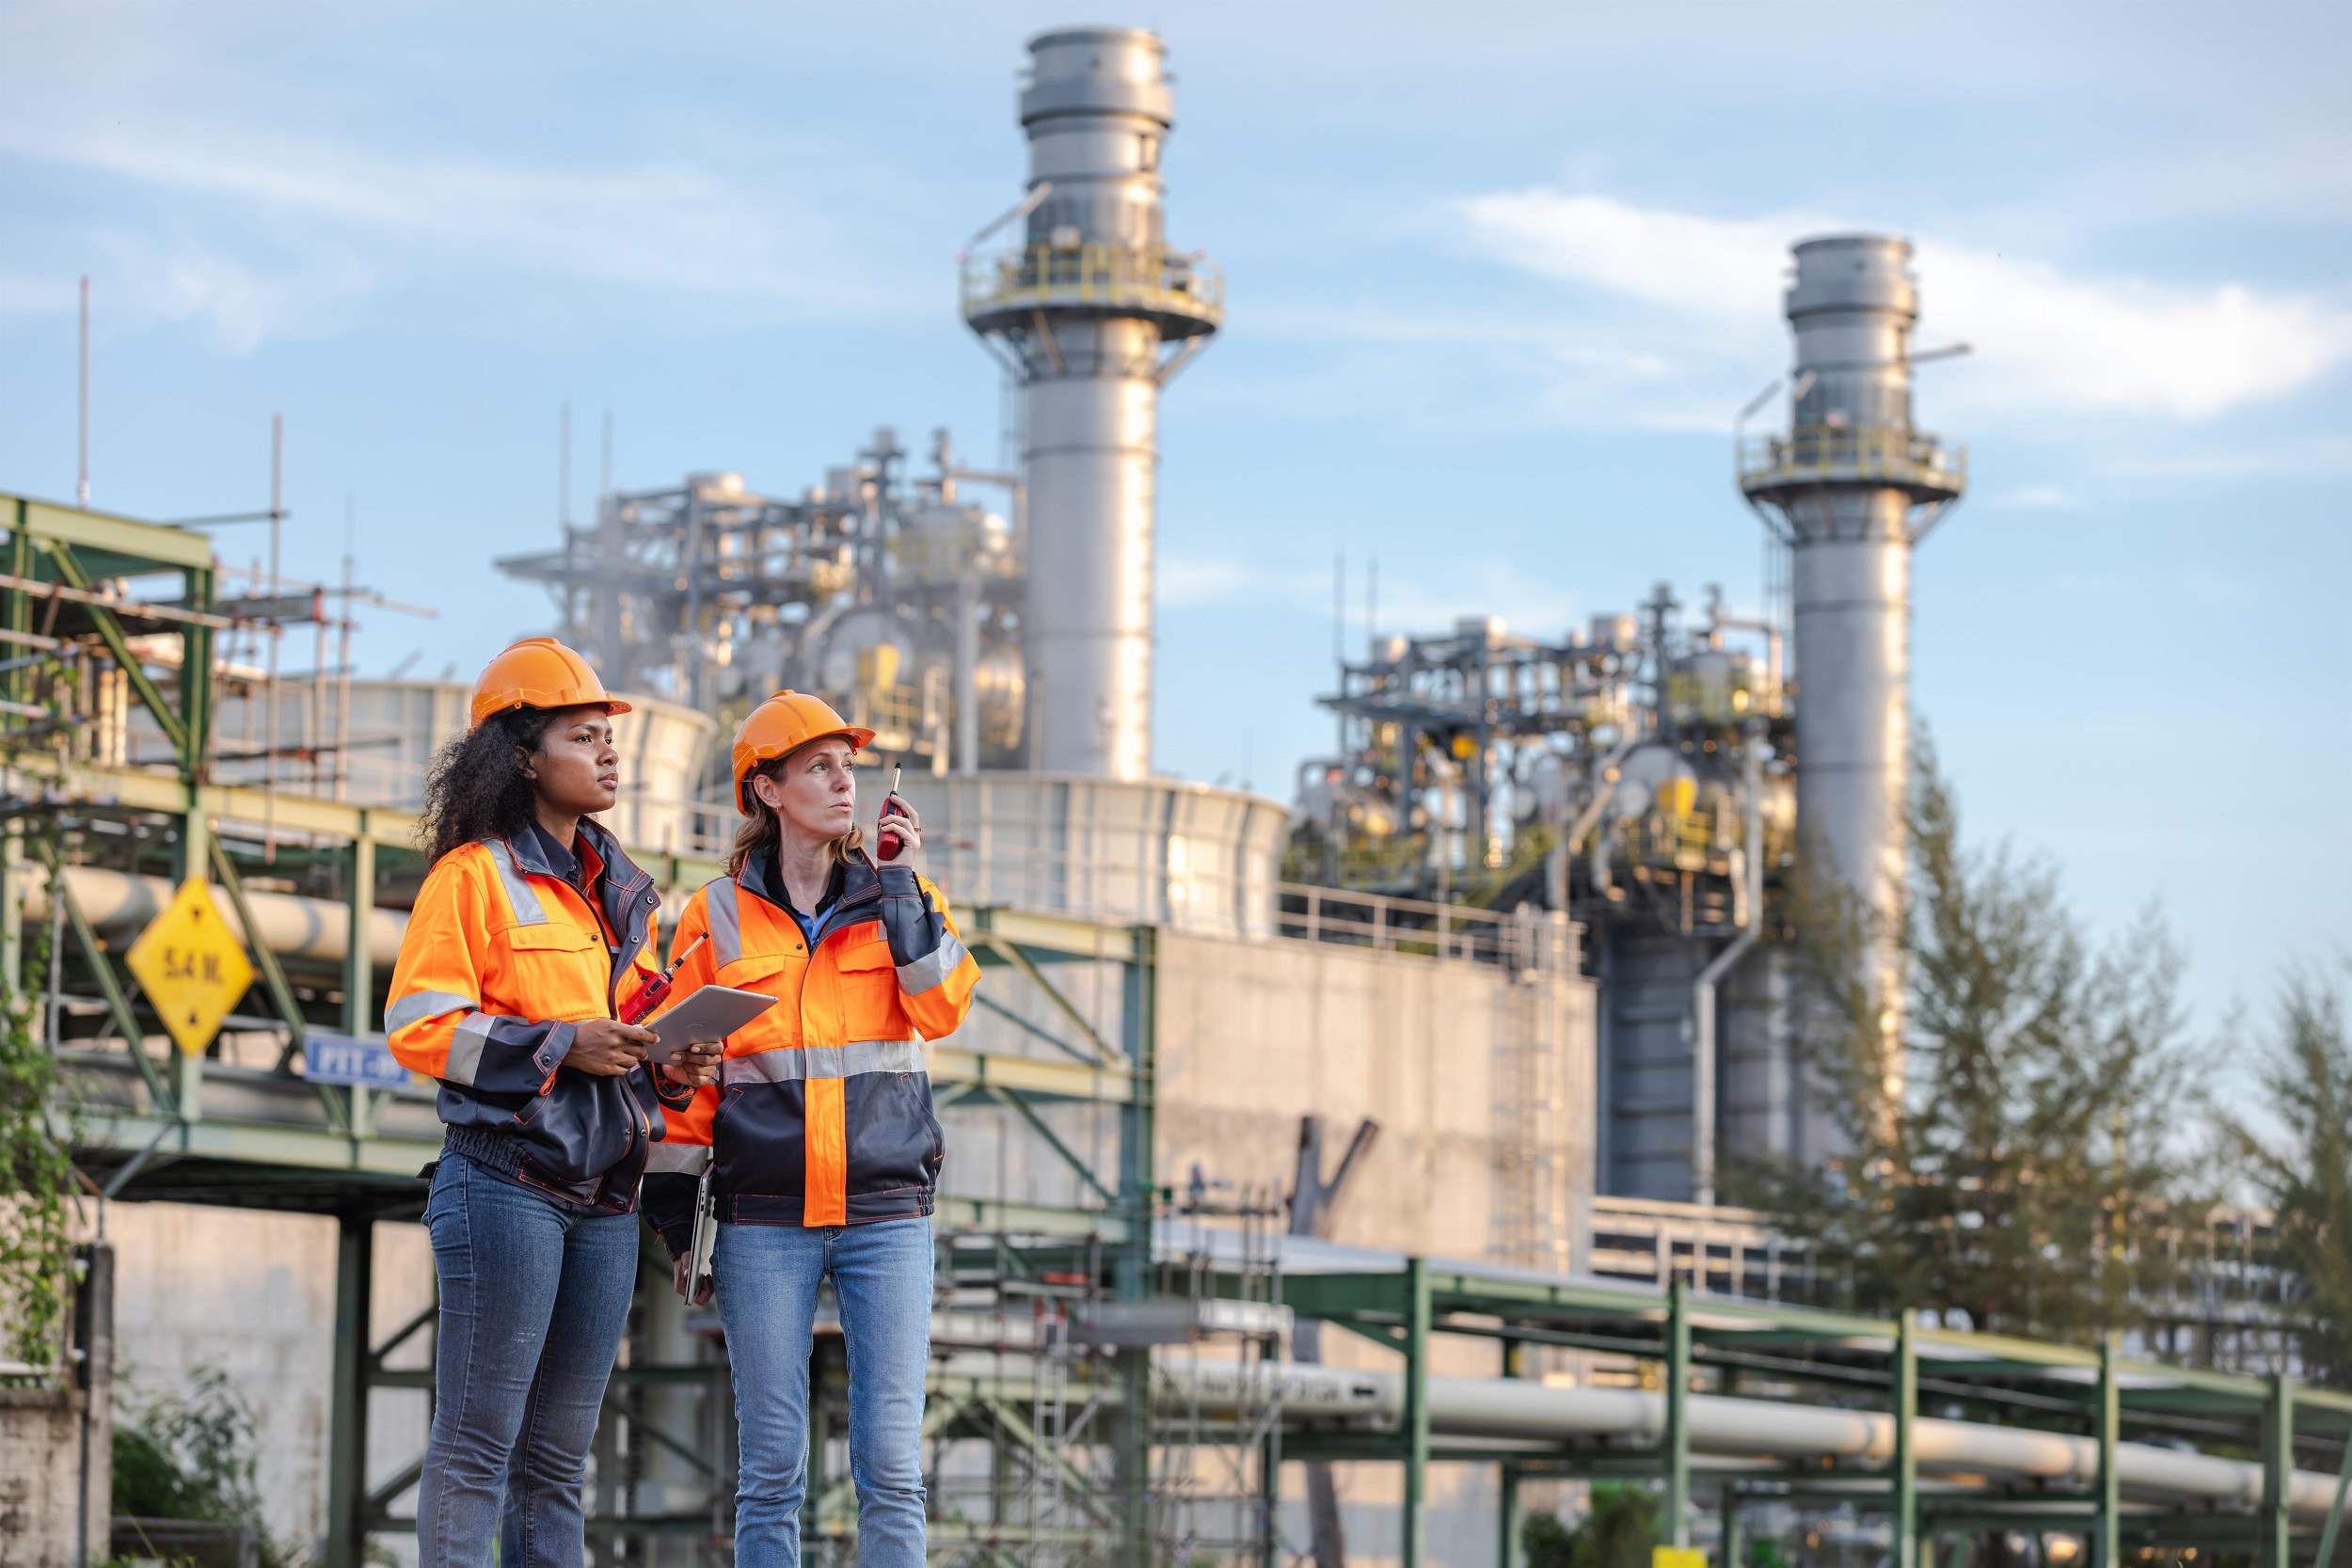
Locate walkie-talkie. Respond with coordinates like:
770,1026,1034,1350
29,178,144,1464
876,766,907,862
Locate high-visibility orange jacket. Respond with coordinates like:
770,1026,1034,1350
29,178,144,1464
641,853,979,1250
385,821,686,1213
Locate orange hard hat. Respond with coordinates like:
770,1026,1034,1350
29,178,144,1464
469,638,632,728
732,690,874,813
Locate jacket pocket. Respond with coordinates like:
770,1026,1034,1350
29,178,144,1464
714,1081,807,1199
516,1072,637,1186
831,938,912,1038
502,922,606,1018
845,1070,936,1194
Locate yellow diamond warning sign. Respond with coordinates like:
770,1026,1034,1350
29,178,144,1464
125,879,257,1058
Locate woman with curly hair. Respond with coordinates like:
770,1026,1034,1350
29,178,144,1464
386,637,720,1568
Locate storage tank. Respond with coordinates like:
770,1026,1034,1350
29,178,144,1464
134,679,720,854
918,773,1287,941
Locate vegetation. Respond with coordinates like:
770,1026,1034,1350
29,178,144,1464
1729,742,2208,1342
0,918,78,1374
2228,963,2352,1386
1522,1484,1660,1568
113,1364,295,1568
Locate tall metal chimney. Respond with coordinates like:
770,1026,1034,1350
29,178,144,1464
962,25,1223,778
1738,234,1964,1162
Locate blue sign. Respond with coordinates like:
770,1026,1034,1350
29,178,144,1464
304,1031,412,1088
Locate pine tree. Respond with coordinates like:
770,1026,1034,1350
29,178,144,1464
2230,966,2352,1386
1727,742,2205,1341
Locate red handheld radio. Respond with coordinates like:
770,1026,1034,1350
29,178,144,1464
620,932,708,1025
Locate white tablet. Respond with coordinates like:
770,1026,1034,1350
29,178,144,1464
646,984,777,1067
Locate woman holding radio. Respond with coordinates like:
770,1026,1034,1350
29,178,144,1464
642,689,980,1568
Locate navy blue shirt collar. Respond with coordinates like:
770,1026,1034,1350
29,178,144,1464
530,822,589,895
742,851,843,922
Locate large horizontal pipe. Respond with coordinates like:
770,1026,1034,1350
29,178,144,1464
19,863,700,974
1160,1360,2347,1518
21,863,408,969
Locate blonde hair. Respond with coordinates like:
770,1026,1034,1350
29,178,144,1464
727,757,865,878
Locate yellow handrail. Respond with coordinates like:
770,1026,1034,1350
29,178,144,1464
961,243,1225,327
1738,424,1966,489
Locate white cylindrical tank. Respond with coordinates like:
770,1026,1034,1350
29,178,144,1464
916,773,1287,940
135,679,720,854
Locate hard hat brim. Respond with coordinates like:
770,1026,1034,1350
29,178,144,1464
471,693,634,725
775,725,878,761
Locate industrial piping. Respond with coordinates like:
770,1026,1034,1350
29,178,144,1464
20,863,409,969
1152,1359,2350,1518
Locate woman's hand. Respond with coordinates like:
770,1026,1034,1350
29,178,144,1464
664,1039,725,1088
564,1019,656,1076
673,1251,713,1306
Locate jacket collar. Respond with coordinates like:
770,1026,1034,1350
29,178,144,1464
734,850,882,944
502,816,644,890
499,818,659,974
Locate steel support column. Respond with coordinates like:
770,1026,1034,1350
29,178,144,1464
1895,1315,1918,1568
1723,1486,1744,1568
344,835,376,1134
2094,1336,2120,1568
1500,1462,1520,1568
2310,1419,2352,1568
179,564,215,775
2266,1376,2296,1568
1665,1279,1692,1548
1405,1256,1433,1568
325,1212,374,1568
1115,927,1156,1567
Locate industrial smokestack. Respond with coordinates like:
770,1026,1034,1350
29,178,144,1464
962,25,1223,778
1739,234,1965,1163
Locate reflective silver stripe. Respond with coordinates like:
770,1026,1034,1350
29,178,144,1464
385,989,480,1034
706,878,743,967
444,1012,498,1086
485,839,548,927
644,1142,712,1175
723,1039,924,1085
894,932,970,997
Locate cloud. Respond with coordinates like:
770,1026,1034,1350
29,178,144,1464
1989,483,2078,511
0,230,381,352
1453,189,2352,423
2102,435,2352,480
1,114,917,311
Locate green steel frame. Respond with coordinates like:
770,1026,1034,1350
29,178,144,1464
1279,1263,2352,1568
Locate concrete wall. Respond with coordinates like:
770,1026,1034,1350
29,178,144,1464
0,1387,107,1568
0,1243,111,1568
1154,930,1596,1567
104,1205,434,1559
1156,929,1593,1265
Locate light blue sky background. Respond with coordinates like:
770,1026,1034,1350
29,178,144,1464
4,1,2348,1076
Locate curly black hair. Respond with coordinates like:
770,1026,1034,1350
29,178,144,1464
419,707,559,864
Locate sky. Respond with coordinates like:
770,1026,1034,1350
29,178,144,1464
3,0,2348,1079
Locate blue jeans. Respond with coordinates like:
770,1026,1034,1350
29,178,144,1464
416,1152,638,1568
715,1217,933,1568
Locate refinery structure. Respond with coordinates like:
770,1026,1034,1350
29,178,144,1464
0,23,2328,1568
